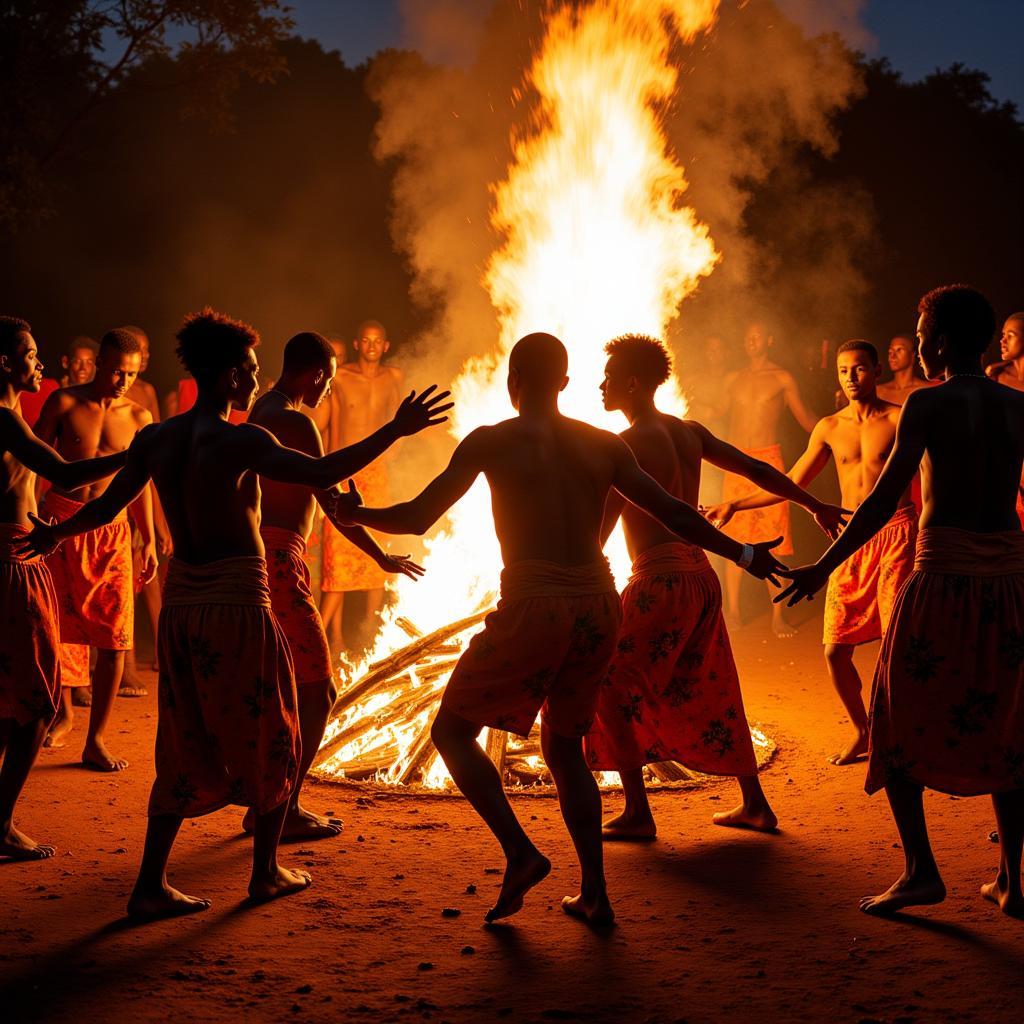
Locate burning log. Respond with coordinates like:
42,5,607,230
649,761,697,783
395,720,438,786
485,728,508,775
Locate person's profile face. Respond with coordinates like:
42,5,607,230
310,357,337,407
1000,318,1024,361
66,345,96,385
354,327,388,363
95,348,141,399
3,332,44,392
743,324,770,358
916,314,942,379
837,350,878,401
888,337,914,373
233,350,261,410
600,356,628,412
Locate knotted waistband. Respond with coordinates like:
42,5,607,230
630,541,710,580
260,526,306,560
42,489,128,524
163,556,272,608
500,558,616,602
0,523,43,564
914,527,1024,577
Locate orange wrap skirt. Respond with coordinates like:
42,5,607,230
585,543,758,776
150,556,301,818
442,559,622,738
720,444,794,556
42,490,133,688
822,504,917,646
0,525,61,725
865,527,1024,796
262,526,334,686
321,459,390,593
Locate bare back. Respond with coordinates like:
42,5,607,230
915,379,1024,532
478,416,622,566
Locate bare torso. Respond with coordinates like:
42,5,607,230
916,378,1024,532
478,416,622,566
248,391,320,540
328,364,403,452
0,404,40,525
127,378,161,421
725,363,791,449
877,378,935,406
617,413,703,560
36,387,149,501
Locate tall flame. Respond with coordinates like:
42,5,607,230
319,0,722,787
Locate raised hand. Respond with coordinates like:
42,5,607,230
391,385,454,437
377,554,425,580
330,479,363,525
812,501,851,540
773,562,830,607
703,501,736,529
15,512,60,559
743,536,791,587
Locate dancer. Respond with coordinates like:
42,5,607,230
877,335,935,406
709,341,915,766
341,333,788,927
248,330,424,841
0,317,126,858
588,334,847,840
778,286,1024,918
34,328,157,769
20,307,450,919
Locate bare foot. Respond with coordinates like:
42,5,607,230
562,890,615,928
859,871,946,916
248,865,312,903
117,673,148,698
0,826,55,861
980,875,1024,918
127,883,211,921
71,687,92,707
484,850,551,923
828,732,868,766
771,609,798,639
240,805,343,840
712,800,779,832
81,738,129,772
44,713,73,749
601,810,657,842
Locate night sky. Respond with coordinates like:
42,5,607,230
285,0,1024,111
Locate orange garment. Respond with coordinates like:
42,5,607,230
585,543,758,775
261,526,334,686
720,444,794,556
442,559,622,739
0,525,61,725
42,490,133,688
321,458,390,593
822,504,917,646
150,556,300,818
865,527,1024,797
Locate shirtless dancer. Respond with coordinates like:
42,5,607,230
248,331,424,841
710,341,916,766
21,308,450,918
589,335,846,840
318,321,404,649
986,313,1024,525
34,329,157,770
59,336,97,389
0,317,126,859
342,333,787,926
779,286,1024,918
719,322,818,637
877,335,936,406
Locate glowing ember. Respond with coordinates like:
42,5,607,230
315,0,724,788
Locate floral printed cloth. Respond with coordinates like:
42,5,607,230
866,527,1024,796
585,542,758,776
720,444,794,556
321,458,390,592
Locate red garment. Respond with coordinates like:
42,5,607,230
150,556,300,818
585,542,758,776
176,378,247,424
442,560,622,738
17,379,59,427
261,526,333,686
866,527,1024,797
720,444,794,556
0,525,61,725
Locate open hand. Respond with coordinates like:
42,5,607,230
812,501,851,540
773,561,830,607
139,542,159,587
378,554,425,580
331,478,363,525
15,512,60,559
743,537,791,587
703,501,735,529
392,385,454,437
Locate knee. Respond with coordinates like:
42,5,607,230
823,644,852,668
430,709,474,754
541,726,583,771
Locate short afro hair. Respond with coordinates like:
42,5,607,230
120,324,149,346
1006,312,1024,326
68,335,98,357
99,328,142,357
175,307,260,386
282,331,336,374
918,285,995,358
837,339,879,366
356,319,386,339
509,332,568,389
604,333,673,388
0,316,31,356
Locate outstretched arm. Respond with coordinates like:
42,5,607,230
347,430,486,537
317,490,424,580
0,409,128,490
782,371,820,434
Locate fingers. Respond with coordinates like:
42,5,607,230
426,400,454,415
421,388,451,407
415,384,438,401
766,573,780,587
765,536,783,550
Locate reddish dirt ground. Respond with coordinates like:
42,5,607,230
2,609,1022,1024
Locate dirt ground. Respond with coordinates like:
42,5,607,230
2,607,1022,1024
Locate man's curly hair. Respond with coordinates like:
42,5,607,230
0,316,31,356
175,307,260,386
917,285,995,358
604,333,672,388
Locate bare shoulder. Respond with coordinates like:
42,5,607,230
45,386,80,411
385,364,404,383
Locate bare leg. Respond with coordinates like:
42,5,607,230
769,579,797,638
141,575,162,670
127,813,210,920
241,680,342,841
724,563,742,629
981,789,1024,917
823,644,869,765
0,718,55,860
43,688,74,748
713,772,779,831
82,649,128,771
602,767,657,841
542,724,614,927
431,708,550,922
248,799,312,902
119,648,149,698
319,591,345,651
860,781,945,915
